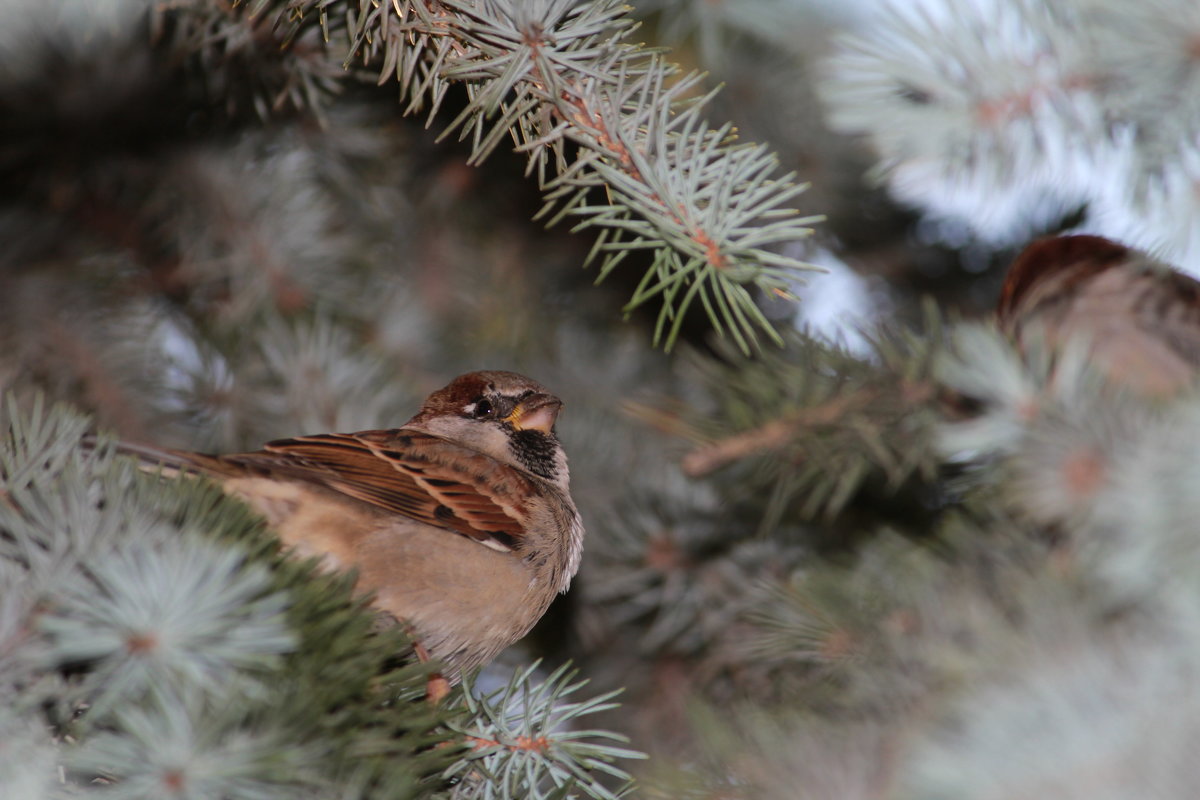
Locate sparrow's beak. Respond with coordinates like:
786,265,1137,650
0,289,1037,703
507,393,562,434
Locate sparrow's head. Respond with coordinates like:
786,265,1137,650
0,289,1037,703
997,234,1132,326
406,371,569,488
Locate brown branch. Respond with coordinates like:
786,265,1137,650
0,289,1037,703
465,734,552,753
557,83,723,265
680,391,875,478
681,380,936,477
620,400,698,439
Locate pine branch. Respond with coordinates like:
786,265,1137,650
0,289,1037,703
159,0,347,120
445,662,644,800
660,323,945,528
679,389,885,478
236,0,820,351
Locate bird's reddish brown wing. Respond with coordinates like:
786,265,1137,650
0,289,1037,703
219,430,529,552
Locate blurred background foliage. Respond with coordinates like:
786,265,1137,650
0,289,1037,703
4,0,1200,797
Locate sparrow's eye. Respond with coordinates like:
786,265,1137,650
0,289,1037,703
473,399,495,419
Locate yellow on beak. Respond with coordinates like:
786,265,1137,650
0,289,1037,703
507,394,562,434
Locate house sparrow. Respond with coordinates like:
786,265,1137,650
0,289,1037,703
997,234,1200,396
107,371,584,690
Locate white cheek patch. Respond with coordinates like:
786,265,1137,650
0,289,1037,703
462,403,476,415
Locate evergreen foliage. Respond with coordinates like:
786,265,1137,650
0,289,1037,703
220,0,821,352
822,0,1200,270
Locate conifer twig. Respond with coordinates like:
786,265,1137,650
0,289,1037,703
242,0,820,351
680,391,877,477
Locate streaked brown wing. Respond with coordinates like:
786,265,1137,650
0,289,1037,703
220,430,528,553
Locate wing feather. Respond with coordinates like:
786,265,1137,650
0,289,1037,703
218,430,530,553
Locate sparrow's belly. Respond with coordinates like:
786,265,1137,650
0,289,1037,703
225,476,540,673
355,519,540,672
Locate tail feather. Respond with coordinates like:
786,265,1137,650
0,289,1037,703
81,435,232,480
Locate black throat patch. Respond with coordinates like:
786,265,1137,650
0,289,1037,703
510,429,559,480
